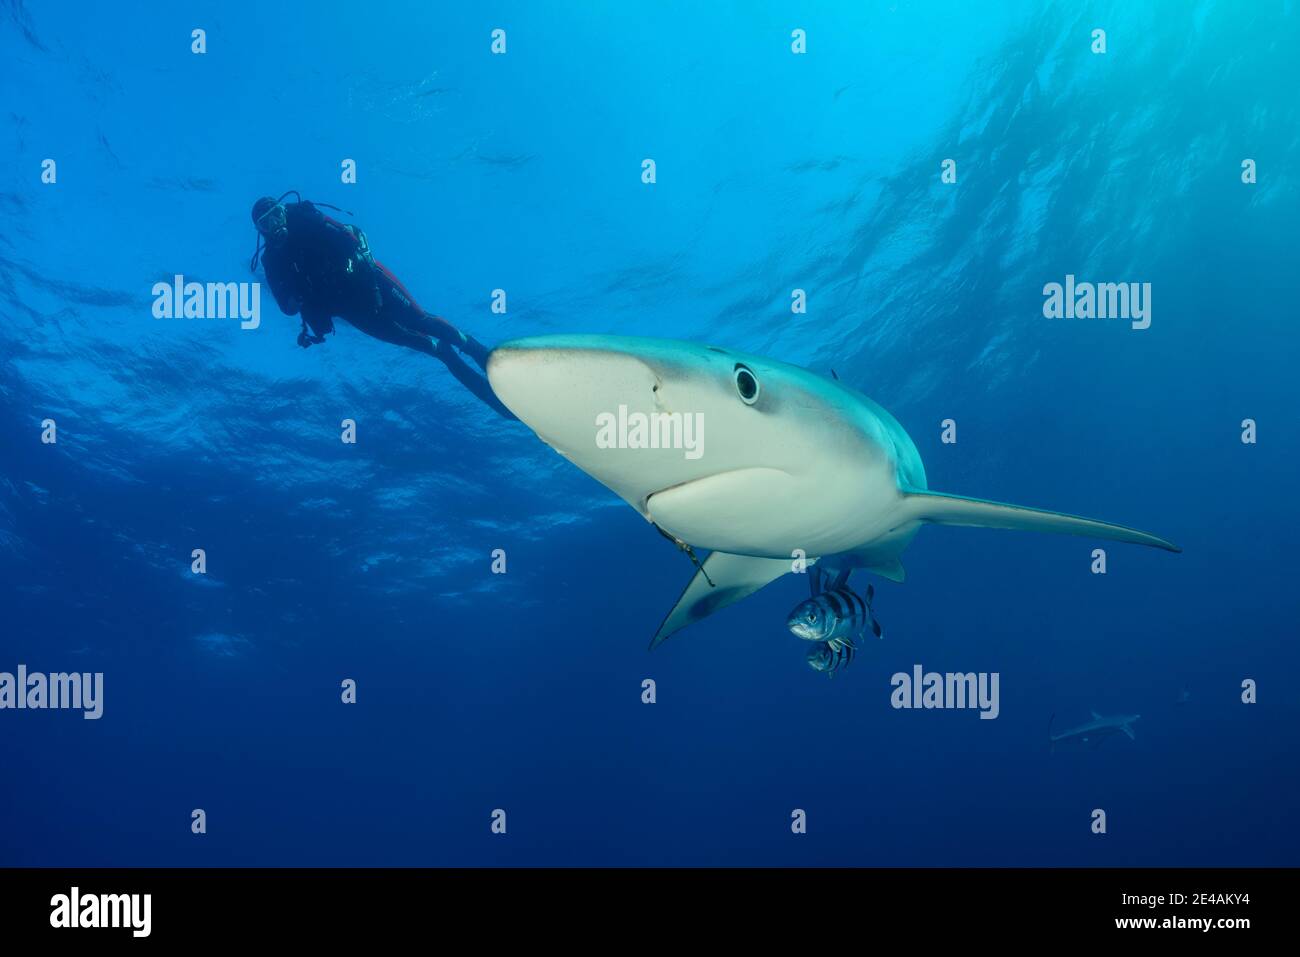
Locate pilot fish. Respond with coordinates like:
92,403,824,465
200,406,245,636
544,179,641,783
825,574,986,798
806,640,855,676
787,567,883,676
787,583,882,649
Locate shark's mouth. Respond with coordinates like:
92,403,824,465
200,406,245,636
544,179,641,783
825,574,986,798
643,474,723,508
643,467,773,509
643,467,793,537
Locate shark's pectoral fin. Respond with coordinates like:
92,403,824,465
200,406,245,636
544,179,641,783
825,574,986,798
650,552,793,650
1122,724,1136,741
903,491,1181,553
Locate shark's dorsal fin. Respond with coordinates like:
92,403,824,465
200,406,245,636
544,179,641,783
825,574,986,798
650,552,792,649
1091,710,1102,720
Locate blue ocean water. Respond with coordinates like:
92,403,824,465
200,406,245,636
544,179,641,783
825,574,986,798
1,1,1296,866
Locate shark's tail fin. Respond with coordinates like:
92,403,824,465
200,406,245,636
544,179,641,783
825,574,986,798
903,491,1181,553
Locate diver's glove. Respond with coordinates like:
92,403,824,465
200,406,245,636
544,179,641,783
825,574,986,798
297,325,327,349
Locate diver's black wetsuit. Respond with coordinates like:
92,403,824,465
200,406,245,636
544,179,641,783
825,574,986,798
259,200,511,418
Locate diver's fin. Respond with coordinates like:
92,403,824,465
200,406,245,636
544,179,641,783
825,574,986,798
437,344,518,421
650,552,792,649
903,490,1181,552
459,333,492,372
865,558,905,583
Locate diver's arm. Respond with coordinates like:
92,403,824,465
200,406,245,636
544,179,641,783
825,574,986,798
262,254,304,316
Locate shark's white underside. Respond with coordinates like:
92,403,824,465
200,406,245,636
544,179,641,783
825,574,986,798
486,335,1180,648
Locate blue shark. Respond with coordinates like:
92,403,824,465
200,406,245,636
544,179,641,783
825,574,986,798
486,335,1180,647
1049,711,1140,750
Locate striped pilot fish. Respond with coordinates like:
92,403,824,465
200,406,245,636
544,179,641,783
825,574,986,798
787,566,882,675
805,640,855,676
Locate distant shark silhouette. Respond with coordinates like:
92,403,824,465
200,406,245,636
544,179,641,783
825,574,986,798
486,335,1180,648
1049,711,1140,751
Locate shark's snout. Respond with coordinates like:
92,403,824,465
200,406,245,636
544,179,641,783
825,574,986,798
487,338,657,444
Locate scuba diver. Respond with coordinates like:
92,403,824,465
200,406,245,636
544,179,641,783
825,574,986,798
249,192,513,420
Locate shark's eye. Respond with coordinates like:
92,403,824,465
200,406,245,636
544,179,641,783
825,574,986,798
734,364,759,404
